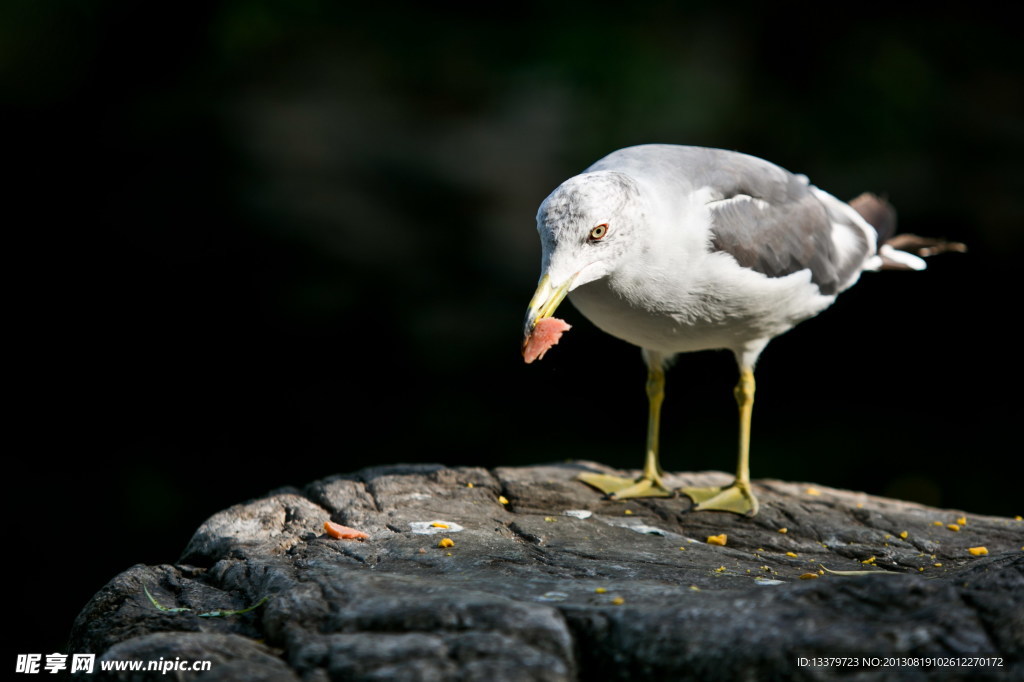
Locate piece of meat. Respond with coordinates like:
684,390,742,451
523,317,572,364
324,520,369,540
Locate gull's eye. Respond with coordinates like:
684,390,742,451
589,223,609,241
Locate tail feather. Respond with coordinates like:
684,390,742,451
883,233,969,258
849,192,966,270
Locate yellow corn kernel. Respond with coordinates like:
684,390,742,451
438,538,454,548
706,534,727,546
968,546,988,556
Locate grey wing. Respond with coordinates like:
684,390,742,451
703,161,866,296
707,191,846,295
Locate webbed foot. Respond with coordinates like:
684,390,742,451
683,480,759,516
578,472,674,499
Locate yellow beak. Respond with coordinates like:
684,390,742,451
522,273,574,349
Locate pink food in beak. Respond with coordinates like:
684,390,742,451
523,317,572,364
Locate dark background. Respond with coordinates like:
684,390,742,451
7,1,1022,662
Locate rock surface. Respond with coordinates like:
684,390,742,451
71,462,1024,680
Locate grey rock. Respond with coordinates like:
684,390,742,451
71,462,1024,681
98,632,298,682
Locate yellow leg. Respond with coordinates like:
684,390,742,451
682,368,760,515
578,363,673,498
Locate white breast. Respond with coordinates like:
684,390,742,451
568,252,835,356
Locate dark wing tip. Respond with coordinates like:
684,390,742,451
849,193,897,244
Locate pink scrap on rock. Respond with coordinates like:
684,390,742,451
324,520,370,540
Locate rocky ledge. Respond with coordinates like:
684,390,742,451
71,462,1023,681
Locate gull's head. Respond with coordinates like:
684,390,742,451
523,170,645,344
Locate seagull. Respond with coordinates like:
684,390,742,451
522,144,963,516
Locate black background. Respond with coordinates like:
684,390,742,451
7,1,1022,662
